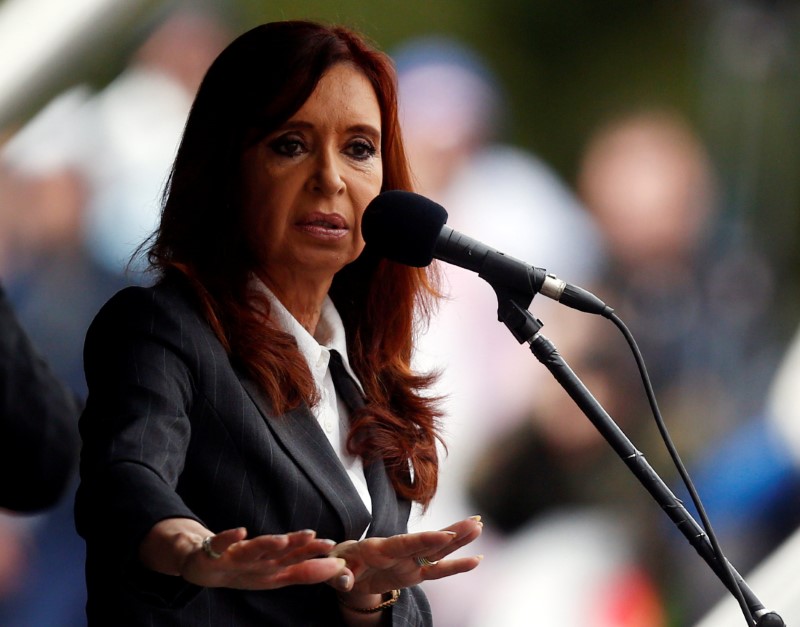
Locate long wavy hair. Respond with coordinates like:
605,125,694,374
147,20,442,506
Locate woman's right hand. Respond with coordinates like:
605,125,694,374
139,518,348,590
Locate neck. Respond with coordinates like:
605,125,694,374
257,270,332,335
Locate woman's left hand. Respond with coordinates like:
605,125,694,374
329,515,483,596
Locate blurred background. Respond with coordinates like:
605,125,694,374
1,0,799,625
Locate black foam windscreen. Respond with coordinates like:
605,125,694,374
361,191,448,267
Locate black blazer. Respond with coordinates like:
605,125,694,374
75,278,432,626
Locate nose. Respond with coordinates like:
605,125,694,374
310,146,346,196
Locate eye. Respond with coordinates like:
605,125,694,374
269,135,307,158
346,139,378,161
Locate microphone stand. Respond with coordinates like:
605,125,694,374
493,291,785,627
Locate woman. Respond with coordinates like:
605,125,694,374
74,20,483,626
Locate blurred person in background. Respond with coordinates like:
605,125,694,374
0,163,79,511
0,7,231,625
455,105,787,626
0,273,79,617
576,109,778,461
0,90,128,396
0,83,124,627
395,36,607,626
75,6,233,278
575,108,785,623
0,4,231,419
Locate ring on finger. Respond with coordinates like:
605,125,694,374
202,536,223,559
415,556,439,568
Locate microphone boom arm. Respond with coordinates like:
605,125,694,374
494,296,783,627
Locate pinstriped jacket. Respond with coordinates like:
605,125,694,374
75,277,432,626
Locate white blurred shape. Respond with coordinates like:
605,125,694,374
0,0,159,129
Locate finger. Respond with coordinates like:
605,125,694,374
419,555,484,581
281,529,344,559
338,530,459,573
274,538,338,565
249,529,321,559
230,528,324,559
232,533,336,564
423,517,483,562
439,516,483,541
204,527,248,558
268,557,349,588
285,529,319,546
328,539,358,559
227,534,291,561
326,564,356,592
385,530,459,560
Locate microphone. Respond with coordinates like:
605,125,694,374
362,190,609,315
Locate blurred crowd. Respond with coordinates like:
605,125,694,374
1,4,799,627
397,33,799,627
0,8,231,625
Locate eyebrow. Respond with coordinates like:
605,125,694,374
276,120,381,140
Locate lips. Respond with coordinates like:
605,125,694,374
297,212,347,229
296,212,349,240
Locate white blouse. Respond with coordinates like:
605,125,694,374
251,279,372,517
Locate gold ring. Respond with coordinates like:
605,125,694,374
202,535,223,559
415,556,438,567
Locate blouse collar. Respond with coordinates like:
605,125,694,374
249,276,362,390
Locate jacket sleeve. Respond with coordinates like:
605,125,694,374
0,284,79,512
389,584,433,626
75,285,205,602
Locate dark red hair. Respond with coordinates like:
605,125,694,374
147,20,442,506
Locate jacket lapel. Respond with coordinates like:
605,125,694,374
239,377,372,540
328,351,410,536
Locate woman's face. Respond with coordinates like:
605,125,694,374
240,62,383,290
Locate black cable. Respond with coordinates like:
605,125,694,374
603,308,756,626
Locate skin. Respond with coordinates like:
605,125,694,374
240,62,382,332
138,63,483,624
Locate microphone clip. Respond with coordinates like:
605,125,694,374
493,288,542,344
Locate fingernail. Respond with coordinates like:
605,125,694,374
299,529,316,536
443,531,457,537
469,515,482,522
335,558,347,567
320,539,336,547
336,574,351,589
476,554,484,562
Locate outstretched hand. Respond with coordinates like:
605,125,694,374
181,527,348,589
330,516,483,596
140,515,483,601
139,518,348,591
